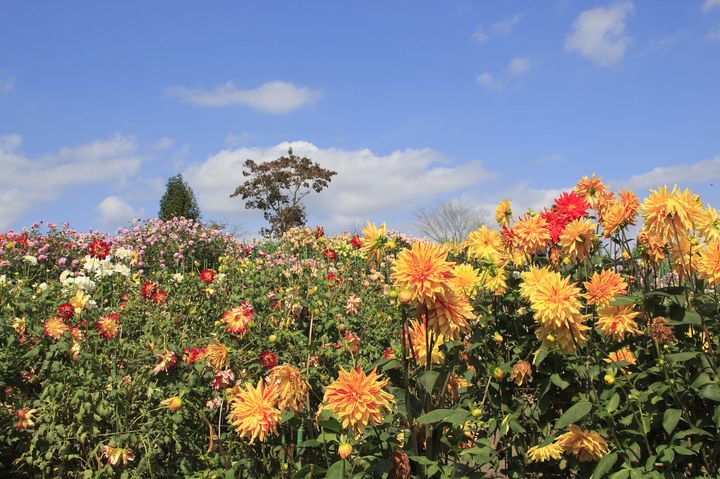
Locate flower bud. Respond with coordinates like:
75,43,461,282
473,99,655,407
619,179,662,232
338,443,352,460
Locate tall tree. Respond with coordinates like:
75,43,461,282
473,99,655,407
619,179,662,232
413,199,488,243
230,148,337,238
158,174,201,221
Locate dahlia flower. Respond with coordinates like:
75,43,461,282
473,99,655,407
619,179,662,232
228,379,282,443
322,367,395,432
44,317,69,340
464,225,502,261
559,218,596,263
495,199,512,227
640,185,703,242
596,305,640,342
583,270,627,306
555,425,609,462
527,443,564,463
406,317,444,365
391,241,453,303
424,287,474,340
222,301,253,336
204,342,229,372
360,221,388,260
266,363,308,413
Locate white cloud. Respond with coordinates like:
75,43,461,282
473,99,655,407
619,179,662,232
472,27,488,43
508,57,532,75
0,134,143,229
476,72,504,90
616,156,720,193
491,13,525,35
565,2,634,67
152,137,175,150
167,81,320,114
708,24,720,42
703,0,720,13
184,141,496,231
97,196,142,227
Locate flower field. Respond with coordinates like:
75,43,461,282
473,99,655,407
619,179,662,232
3,177,720,478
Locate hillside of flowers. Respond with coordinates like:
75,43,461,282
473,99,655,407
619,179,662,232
3,176,720,478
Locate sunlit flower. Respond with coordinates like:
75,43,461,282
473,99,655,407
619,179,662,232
479,262,508,296
638,229,667,264
101,445,135,467
527,443,564,463
266,363,308,413
391,241,453,303
540,209,569,244
464,225,502,261
89,238,111,259
153,349,178,375
228,379,281,443
510,360,533,386
141,281,157,301
199,269,215,284
160,396,183,413
425,287,474,340
406,317,444,365
575,174,607,209
513,214,551,255
519,266,553,301
604,347,636,368
583,270,627,306
360,221,388,260
15,407,37,431
322,367,395,432
553,191,589,221
204,342,229,372
338,442,353,460
559,218,596,263
44,317,69,340
698,205,720,243
495,199,512,227
345,294,362,315
697,241,720,285
95,313,121,339
211,369,235,390
602,189,639,237
555,425,609,462
641,185,703,241
222,301,254,336
596,305,640,341
449,263,482,296
183,346,206,363
69,289,90,314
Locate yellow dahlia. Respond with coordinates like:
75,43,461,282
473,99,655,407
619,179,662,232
527,443,564,463
322,367,395,432
228,379,281,443
204,341,229,372
160,396,183,413
266,364,308,413
605,347,636,367
583,270,627,306
223,301,253,336
424,287,474,340
698,206,720,243
669,235,697,280
391,241,453,303
479,263,508,296
69,289,90,314
555,425,609,462
519,266,554,301
640,185,703,241
698,242,720,285
496,199,512,227
464,225,502,261
537,319,590,354
449,263,482,296
510,360,533,386
527,272,584,328
596,305,640,341
575,174,608,209
559,218,596,263
602,189,639,237
406,317,444,365
44,317,69,340
638,229,667,264
360,221,388,260
513,214,551,255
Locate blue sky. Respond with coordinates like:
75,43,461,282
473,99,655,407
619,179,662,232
1,1,719,237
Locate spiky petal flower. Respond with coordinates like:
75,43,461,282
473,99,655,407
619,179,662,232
511,360,533,386
604,347,637,369
640,185,703,242
596,305,640,341
424,287,474,340
69,289,90,314
391,241,454,303
553,191,589,221
101,445,136,467
266,364,308,413
204,342,229,372
223,301,253,336
495,199,512,227
464,225,502,261
527,443,564,463
228,379,281,443
15,407,37,431
519,266,554,302
697,242,720,285
698,206,720,243
555,425,609,462
559,218,596,263
449,264,482,297
153,349,178,375
513,214,551,255
322,367,395,432
95,313,121,339
583,270,627,306
199,269,215,284
406,317,444,365
360,221,388,260
44,317,69,340
575,174,608,209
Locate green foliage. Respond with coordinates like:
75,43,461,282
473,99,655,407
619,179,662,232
159,174,201,221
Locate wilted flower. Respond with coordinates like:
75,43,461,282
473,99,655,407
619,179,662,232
228,379,281,443
510,360,533,386
182,346,206,363
345,294,362,315
322,367,395,432
101,445,136,467
555,425,609,462
153,349,178,375
266,364,308,413
211,369,235,390
204,342,229,372
15,407,37,431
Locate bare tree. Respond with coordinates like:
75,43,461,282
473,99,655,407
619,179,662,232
412,199,488,243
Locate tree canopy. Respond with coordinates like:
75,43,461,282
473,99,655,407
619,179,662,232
159,174,201,221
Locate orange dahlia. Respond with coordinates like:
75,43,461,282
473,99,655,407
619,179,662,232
449,264,482,297
637,229,667,264
44,317,69,340
495,199,512,227
527,272,584,328
406,317,444,365
527,442,564,463
513,214,551,255
519,266,554,301
204,341,229,372
322,367,395,432
605,347,636,368
559,218,596,263
510,360,533,386
95,313,120,339
583,270,627,306
424,287,474,340
464,225,502,261
640,185,703,241
223,301,253,336
575,174,608,209
266,364,308,413
698,242,720,285
360,221,388,260
596,305,640,341
228,379,281,443
391,241,453,303
555,425,609,462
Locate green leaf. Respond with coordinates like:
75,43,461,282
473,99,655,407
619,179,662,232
550,373,570,390
418,370,440,394
682,310,702,325
662,409,682,435
592,452,618,479
415,408,458,425
665,352,698,363
556,400,592,429
701,384,720,402
325,460,347,479
611,295,636,306
607,393,620,413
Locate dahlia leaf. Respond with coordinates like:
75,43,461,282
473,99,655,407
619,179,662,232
556,400,592,429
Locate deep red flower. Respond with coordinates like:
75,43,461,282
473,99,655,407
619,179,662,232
141,281,157,301
540,208,569,243
259,350,277,369
326,273,342,285
182,346,207,363
322,249,337,261
350,235,362,249
315,226,325,239
383,347,395,359
57,303,75,321
89,238,111,259
553,191,588,221
153,290,167,305
199,269,215,284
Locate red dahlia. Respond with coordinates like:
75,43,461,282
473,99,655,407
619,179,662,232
322,249,337,261
199,269,215,284
57,303,75,321
540,208,569,243
259,350,277,369
350,235,362,249
141,281,157,301
89,238,111,259
552,191,589,221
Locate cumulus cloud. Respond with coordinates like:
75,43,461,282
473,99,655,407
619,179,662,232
476,72,504,90
616,156,720,193
703,0,720,13
508,57,531,75
472,27,488,43
565,2,634,67
0,134,143,228
491,13,525,35
97,196,142,227
167,81,320,114
184,141,495,231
